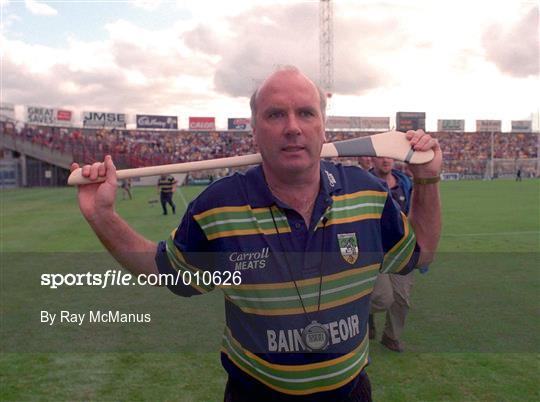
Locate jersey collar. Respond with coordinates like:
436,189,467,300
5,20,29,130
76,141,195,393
245,161,342,208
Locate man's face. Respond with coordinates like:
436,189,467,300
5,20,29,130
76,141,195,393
372,157,394,175
252,71,326,177
358,157,372,170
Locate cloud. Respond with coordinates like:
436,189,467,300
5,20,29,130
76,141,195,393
0,1,460,118
24,0,57,16
180,2,416,98
103,19,216,79
0,12,21,33
3,1,537,128
483,6,539,78
216,3,320,94
183,25,225,56
2,54,188,114
0,17,219,116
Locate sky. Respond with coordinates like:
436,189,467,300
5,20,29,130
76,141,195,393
1,0,539,131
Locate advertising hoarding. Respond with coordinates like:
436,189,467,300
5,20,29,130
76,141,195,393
476,120,501,132
189,117,215,130
437,119,465,132
396,112,426,132
136,114,178,129
227,118,251,130
83,111,127,128
511,120,532,132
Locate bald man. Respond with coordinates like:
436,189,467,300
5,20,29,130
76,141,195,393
72,66,442,402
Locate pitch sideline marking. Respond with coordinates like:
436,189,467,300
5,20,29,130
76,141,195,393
443,231,539,237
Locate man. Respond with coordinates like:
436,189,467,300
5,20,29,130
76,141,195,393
71,66,441,401
157,174,177,215
358,156,372,170
120,178,132,200
368,157,414,353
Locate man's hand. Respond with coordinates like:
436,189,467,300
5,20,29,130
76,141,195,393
70,155,117,222
405,130,442,178
71,155,159,277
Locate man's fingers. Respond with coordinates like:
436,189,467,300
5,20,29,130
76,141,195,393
98,162,106,177
405,129,425,147
413,135,432,151
405,129,425,138
104,155,117,184
89,162,102,181
415,136,440,152
405,130,439,151
77,157,116,183
426,138,440,152
82,164,91,177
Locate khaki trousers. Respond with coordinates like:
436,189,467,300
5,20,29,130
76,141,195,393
370,271,415,341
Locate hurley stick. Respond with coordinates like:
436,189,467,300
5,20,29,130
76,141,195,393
68,131,434,185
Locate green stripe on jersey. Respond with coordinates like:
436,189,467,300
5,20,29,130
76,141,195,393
222,328,369,395
165,236,214,293
381,214,416,274
222,265,378,315
195,206,290,239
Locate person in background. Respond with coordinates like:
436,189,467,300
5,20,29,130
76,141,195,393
157,174,177,215
358,156,372,170
368,156,416,352
121,178,132,200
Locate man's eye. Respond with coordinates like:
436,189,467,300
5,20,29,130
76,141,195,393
300,110,315,117
268,111,284,118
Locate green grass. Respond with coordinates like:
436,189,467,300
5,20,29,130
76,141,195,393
1,180,539,401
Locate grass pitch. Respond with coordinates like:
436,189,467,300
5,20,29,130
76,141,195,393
1,179,539,401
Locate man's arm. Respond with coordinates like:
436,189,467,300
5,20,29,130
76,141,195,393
406,130,442,267
409,180,441,267
72,155,158,277
87,211,158,277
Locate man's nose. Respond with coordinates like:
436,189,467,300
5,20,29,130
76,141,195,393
284,114,301,136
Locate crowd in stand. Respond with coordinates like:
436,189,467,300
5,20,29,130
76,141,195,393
1,121,538,178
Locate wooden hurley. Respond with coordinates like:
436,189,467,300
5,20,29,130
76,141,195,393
67,131,434,186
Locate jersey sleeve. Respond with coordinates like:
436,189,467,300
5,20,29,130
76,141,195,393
155,202,216,297
380,192,419,274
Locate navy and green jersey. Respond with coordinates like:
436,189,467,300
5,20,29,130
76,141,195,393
155,161,419,399
158,176,177,193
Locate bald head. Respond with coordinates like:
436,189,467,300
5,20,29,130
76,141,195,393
250,66,327,128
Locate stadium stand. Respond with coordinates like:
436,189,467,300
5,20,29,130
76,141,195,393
1,120,538,187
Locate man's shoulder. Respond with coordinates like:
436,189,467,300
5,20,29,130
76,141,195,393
391,169,413,189
392,169,411,181
187,170,254,214
323,161,387,193
200,172,246,193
